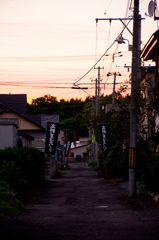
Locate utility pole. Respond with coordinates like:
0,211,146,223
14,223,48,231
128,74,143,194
129,0,140,196
112,72,116,109
93,66,104,168
95,78,98,115
94,66,104,116
107,71,122,109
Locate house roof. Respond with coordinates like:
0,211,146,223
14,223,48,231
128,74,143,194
71,141,88,150
0,107,45,132
27,114,59,129
27,115,41,126
0,94,59,131
140,29,159,61
0,94,27,115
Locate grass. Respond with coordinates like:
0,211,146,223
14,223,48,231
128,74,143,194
0,180,26,217
0,198,26,216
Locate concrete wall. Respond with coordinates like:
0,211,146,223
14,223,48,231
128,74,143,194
45,156,56,179
0,120,17,150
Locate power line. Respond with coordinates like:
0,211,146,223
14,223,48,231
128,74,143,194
74,15,134,86
74,41,116,85
0,55,102,62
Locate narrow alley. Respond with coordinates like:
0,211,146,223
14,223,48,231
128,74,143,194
1,162,159,240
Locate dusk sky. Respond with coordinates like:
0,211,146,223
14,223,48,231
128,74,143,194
0,0,158,103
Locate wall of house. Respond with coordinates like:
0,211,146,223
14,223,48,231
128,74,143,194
0,112,41,130
71,145,88,158
32,139,45,152
0,121,17,149
25,130,45,140
21,136,33,148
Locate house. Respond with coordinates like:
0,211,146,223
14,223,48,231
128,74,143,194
28,114,59,129
67,137,89,162
0,107,45,148
0,94,61,152
140,29,159,151
140,29,159,64
0,94,27,115
0,118,18,150
27,114,60,151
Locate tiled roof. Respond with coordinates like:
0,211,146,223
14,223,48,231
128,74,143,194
0,94,27,115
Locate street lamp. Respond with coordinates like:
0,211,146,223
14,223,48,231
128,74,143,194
115,35,132,51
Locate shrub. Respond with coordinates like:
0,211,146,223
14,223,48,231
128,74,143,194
0,148,24,190
100,141,128,179
19,147,46,185
144,156,159,194
0,195,26,216
0,147,45,216
0,147,46,191
0,180,26,216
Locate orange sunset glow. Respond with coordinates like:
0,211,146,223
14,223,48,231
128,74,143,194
0,0,157,103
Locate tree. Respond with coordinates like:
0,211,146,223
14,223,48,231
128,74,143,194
27,95,60,115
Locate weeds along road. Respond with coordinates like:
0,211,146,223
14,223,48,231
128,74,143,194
1,162,159,240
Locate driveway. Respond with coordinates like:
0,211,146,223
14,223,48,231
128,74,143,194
1,162,159,240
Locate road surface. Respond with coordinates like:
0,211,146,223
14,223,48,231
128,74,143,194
1,162,159,240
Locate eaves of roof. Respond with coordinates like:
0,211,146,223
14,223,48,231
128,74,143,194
140,29,159,61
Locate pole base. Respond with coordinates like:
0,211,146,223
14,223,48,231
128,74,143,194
128,168,136,196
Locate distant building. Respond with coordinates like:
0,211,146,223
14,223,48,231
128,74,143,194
67,137,89,162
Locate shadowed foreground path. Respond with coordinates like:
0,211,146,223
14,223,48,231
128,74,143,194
1,162,159,240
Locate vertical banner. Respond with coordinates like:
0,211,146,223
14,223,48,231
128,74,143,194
45,122,60,154
97,123,109,151
65,140,71,156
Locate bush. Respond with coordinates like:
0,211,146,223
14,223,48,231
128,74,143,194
0,147,46,191
0,147,45,216
0,193,26,216
0,148,24,190
0,180,26,216
100,141,128,179
135,140,159,194
144,156,159,194
19,147,46,185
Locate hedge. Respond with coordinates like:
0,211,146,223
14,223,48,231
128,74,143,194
0,147,46,192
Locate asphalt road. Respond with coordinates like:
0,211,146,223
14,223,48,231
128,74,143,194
1,162,159,240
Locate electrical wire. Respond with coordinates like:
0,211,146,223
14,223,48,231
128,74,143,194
74,40,116,85
0,55,102,62
74,2,134,87
105,0,113,12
